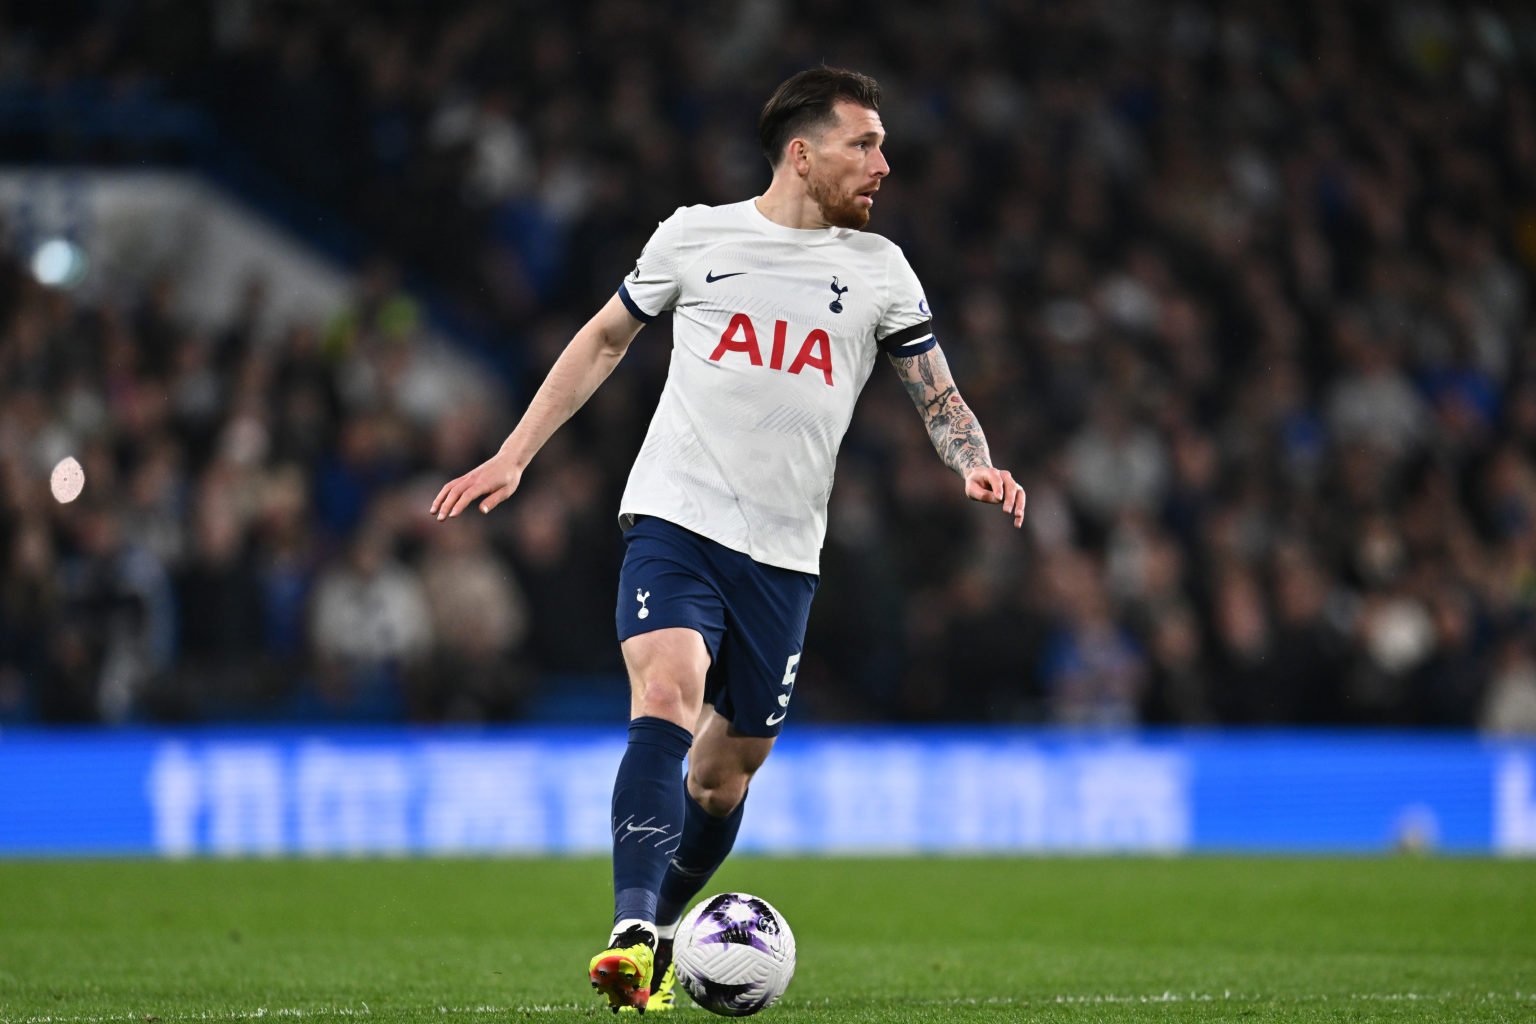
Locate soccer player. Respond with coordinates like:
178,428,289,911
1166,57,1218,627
430,66,1025,1013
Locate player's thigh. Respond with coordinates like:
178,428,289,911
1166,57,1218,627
621,627,710,722
616,517,727,724
687,706,775,814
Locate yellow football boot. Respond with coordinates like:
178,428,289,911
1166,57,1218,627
622,939,675,1013
589,926,655,1014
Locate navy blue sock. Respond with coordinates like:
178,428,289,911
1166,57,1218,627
655,787,747,928
611,716,693,927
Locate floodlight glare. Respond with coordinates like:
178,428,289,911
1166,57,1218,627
30,238,89,288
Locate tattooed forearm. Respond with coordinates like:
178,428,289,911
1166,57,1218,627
891,348,992,475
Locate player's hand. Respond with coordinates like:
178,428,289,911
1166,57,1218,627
430,452,524,520
963,466,1026,528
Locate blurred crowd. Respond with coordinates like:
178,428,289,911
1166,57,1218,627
2,0,1536,730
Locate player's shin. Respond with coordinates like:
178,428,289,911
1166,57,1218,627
654,787,747,937
610,716,693,939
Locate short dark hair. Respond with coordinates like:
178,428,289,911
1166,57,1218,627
758,67,882,168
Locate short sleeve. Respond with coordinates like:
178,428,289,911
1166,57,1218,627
617,208,687,323
875,247,936,356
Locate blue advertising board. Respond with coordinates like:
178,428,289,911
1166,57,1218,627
1,728,1533,857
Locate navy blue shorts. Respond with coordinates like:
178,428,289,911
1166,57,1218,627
616,516,818,737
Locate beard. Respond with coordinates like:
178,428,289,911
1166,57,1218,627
806,172,870,229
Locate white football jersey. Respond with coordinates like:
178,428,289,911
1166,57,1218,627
616,198,936,574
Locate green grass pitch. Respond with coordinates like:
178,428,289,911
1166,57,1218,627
1,857,1533,1022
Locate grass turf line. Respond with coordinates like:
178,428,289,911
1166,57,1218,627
0,858,1532,1022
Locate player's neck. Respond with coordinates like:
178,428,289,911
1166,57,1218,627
754,183,830,231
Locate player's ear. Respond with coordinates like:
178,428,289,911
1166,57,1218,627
789,137,811,174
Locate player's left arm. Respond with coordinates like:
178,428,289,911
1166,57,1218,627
889,344,1026,527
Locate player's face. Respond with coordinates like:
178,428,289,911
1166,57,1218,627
804,101,889,229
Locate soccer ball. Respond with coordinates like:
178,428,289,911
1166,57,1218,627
672,892,796,1016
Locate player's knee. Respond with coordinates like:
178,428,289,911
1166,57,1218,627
689,771,750,817
631,678,699,730
623,631,708,728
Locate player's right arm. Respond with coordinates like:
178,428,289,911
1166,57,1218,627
430,292,645,520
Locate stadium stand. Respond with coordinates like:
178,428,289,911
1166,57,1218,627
1,0,1533,728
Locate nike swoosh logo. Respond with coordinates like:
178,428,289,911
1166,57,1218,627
765,710,787,727
705,270,747,283
624,824,669,837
